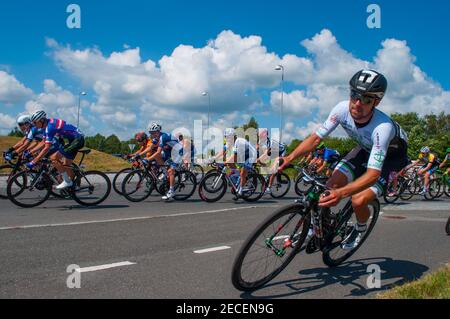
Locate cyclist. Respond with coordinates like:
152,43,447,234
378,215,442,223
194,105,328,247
315,144,341,176
439,148,450,177
404,147,441,195
257,128,287,194
129,132,158,161
4,115,40,161
279,69,408,251
224,128,258,199
27,110,85,190
146,122,182,201
177,133,196,168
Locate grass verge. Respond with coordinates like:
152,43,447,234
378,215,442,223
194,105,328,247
377,263,450,299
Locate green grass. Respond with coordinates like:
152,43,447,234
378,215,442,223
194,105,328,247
1,136,130,172
377,264,450,299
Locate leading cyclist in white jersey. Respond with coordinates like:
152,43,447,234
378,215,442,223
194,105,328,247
279,70,409,250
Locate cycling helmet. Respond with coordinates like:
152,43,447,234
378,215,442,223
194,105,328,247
224,128,235,138
17,114,31,126
420,146,430,154
350,70,387,99
447,147,450,153
135,132,148,143
30,110,47,122
148,122,162,133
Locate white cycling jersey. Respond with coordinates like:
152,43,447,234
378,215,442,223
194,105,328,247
316,101,408,171
233,138,257,164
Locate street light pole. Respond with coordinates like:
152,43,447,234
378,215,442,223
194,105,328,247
77,91,87,128
275,65,284,142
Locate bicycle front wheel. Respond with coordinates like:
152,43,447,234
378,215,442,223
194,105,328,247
1,164,15,199
241,172,266,202
72,171,111,206
198,172,227,203
424,179,440,201
122,170,155,202
7,170,51,208
322,199,380,267
231,204,310,291
113,168,135,195
270,172,291,199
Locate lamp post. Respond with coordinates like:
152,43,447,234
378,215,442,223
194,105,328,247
275,65,284,142
77,91,87,128
201,91,211,135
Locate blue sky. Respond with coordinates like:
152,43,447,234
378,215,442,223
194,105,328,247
0,0,449,139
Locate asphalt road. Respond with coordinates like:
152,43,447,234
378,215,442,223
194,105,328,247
0,187,449,299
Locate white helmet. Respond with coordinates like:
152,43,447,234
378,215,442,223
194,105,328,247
224,128,235,138
17,114,31,126
148,122,162,133
420,146,430,154
30,110,47,122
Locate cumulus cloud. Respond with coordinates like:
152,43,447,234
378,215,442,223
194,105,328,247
2,29,448,141
0,113,16,134
24,79,93,135
0,71,33,105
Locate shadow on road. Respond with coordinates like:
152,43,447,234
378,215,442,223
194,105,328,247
240,257,429,299
59,204,131,211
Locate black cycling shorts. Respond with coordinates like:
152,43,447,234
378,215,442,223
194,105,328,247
334,146,409,197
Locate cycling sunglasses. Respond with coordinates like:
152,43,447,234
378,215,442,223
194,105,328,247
350,90,378,105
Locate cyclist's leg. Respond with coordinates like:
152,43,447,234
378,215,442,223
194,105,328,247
57,137,85,184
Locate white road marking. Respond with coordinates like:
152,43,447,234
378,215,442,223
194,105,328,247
76,261,136,273
194,246,231,254
0,205,280,231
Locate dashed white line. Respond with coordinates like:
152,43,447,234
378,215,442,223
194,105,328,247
76,261,136,273
194,246,231,254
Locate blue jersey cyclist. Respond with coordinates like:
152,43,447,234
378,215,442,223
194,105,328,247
145,122,183,201
4,115,41,161
279,69,409,252
27,110,85,190
314,143,341,176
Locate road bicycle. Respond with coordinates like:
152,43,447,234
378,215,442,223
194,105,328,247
121,158,197,202
7,149,111,208
231,168,380,291
434,169,450,198
198,163,266,203
1,152,26,199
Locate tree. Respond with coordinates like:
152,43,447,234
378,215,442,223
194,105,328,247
103,135,122,154
8,128,24,137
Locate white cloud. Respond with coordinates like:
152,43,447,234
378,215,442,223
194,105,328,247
25,79,93,135
0,71,33,105
0,113,16,135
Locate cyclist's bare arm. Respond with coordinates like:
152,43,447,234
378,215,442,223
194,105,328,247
440,158,447,169
28,140,45,155
32,143,52,163
280,134,322,169
15,139,33,154
316,160,328,174
12,136,28,150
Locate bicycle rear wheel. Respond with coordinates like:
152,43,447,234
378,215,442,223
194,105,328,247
231,204,310,291
322,199,380,267
7,170,51,208
174,170,197,201
270,172,291,199
192,164,205,183
424,179,440,201
72,171,111,206
242,172,266,202
122,170,155,202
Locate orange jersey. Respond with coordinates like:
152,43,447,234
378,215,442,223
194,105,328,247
140,139,158,158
